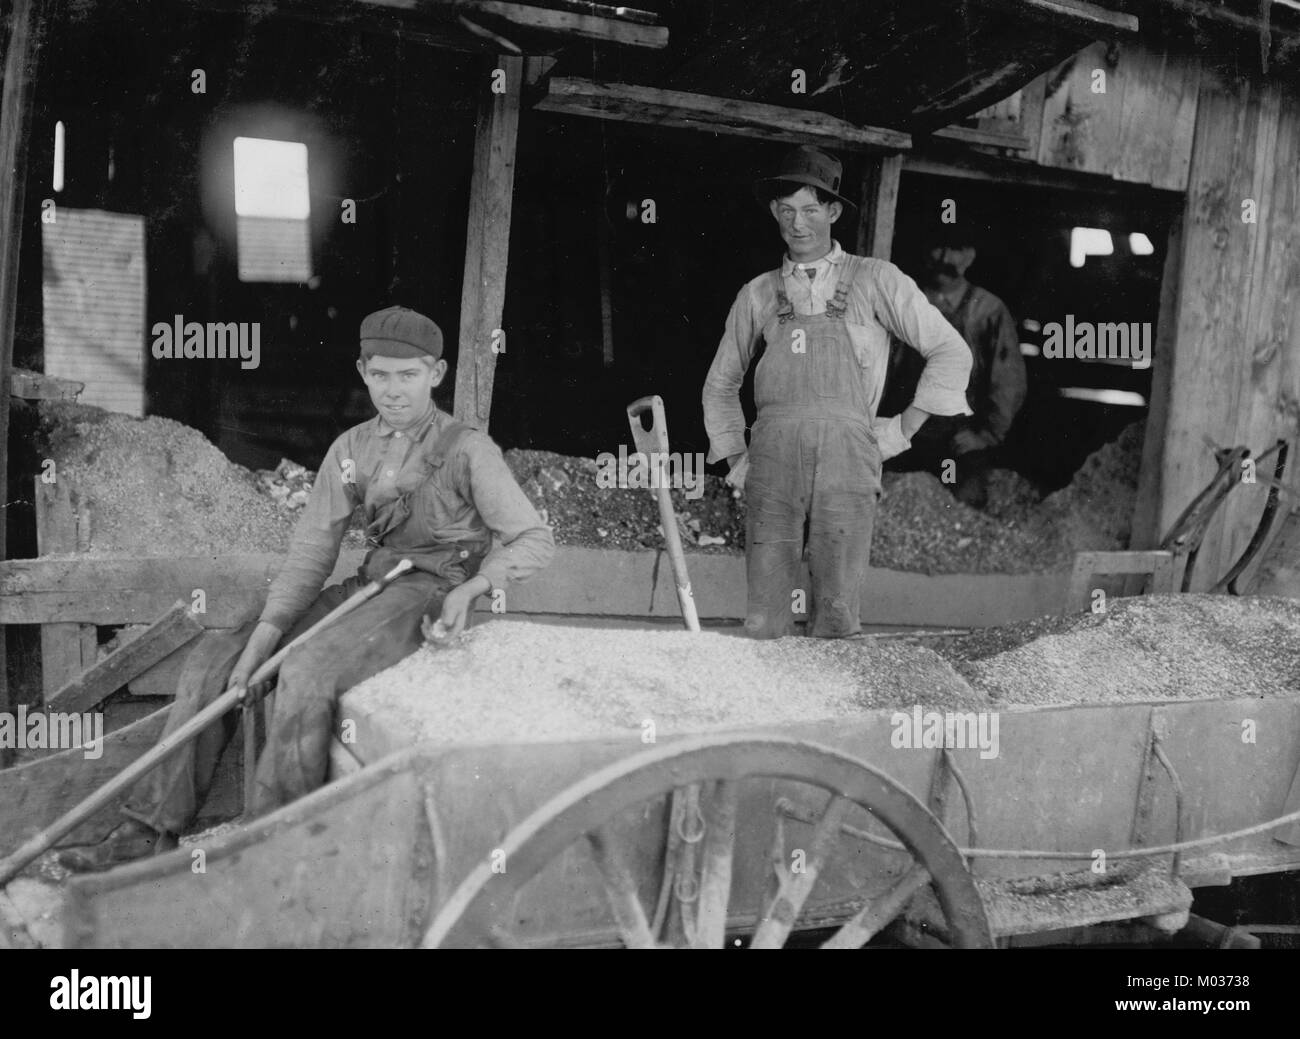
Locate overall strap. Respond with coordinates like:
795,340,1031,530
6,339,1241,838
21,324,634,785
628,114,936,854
770,270,796,324
424,419,477,468
824,256,860,319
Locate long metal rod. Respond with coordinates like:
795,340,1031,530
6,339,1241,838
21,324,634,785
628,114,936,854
0,560,414,887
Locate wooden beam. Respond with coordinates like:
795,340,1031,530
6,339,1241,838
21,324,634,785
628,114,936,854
35,478,97,701
535,78,912,153
1130,209,1184,557
46,601,203,715
10,367,83,401
185,0,667,50
1,0,49,764
596,173,614,368
454,54,523,429
931,124,1030,150
454,0,667,48
856,153,904,260
967,0,1139,35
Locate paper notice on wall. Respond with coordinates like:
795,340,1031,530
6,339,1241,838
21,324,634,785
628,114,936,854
42,208,147,416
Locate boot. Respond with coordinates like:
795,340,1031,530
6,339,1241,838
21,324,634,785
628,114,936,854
57,820,178,874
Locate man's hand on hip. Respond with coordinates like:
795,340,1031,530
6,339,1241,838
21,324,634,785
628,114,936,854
725,452,749,496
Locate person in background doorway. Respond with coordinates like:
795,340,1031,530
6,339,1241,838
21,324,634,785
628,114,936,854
906,227,1027,508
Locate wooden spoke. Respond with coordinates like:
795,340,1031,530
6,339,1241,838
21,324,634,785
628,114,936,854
692,780,739,949
586,825,657,949
423,738,992,949
750,794,852,949
820,864,932,949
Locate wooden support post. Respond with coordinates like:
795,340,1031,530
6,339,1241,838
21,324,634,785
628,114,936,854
35,477,97,701
856,153,903,260
453,54,523,430
1130,211,1184,557
596,179,614,369
1,0,49,762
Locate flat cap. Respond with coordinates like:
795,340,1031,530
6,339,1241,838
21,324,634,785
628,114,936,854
360,306,443,360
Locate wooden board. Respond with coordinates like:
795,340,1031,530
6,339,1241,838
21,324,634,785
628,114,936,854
1,0,49,750
1158,70,1300,588
856,153,904,260
9,368,83,400
1222,79,1300,587
64,759,434,948
1129,210,1184,552
0,707,170,857
536,78,911,153
46,601,203,715
0,546,1072,630
52,692,1300,948
1037,40,1200,191
453,54,523,430
35,476,95,699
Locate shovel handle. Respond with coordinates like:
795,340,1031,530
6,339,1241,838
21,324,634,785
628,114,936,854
626,395,670,456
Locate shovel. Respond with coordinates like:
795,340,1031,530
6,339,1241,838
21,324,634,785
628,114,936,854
627,395,706,945
626,395,700,632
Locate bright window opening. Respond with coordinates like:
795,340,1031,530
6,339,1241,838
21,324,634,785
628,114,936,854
53,120,65,193
1059,387,1147,407
1069,227,1114,268
1129,232,1155,256
233,136,312,283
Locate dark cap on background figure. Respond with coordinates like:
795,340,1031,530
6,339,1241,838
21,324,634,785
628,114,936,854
360,305,444,360
753,145,856,210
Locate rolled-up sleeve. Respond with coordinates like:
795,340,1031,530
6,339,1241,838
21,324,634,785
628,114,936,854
702,285,761,464
870,262,973,417
259,436,356,633
461,435,555,593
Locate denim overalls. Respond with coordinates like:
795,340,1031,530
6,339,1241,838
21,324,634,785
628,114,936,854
745,256,882,638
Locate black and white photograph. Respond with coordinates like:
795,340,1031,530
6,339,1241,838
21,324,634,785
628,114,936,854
0,0,1298,982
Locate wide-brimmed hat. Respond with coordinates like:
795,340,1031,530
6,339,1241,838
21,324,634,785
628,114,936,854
753,146,856,210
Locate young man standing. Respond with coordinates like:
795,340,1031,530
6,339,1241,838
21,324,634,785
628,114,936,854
702,147,972,640
62,305,554,871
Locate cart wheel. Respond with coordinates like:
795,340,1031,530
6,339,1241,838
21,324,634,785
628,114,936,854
421,735,992,949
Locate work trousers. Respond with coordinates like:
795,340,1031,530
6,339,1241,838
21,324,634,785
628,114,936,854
122,570,453,835
744,413,880,639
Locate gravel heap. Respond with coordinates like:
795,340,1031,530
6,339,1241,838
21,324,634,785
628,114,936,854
939,594,1300,706
37,401,366,556
345,596,1300,750
343,620,985,748
872,423,1143,574
39,398,1141,575
508,423,1145,574
504,448,743,553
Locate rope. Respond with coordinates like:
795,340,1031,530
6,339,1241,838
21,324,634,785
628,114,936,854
775,800,1300,862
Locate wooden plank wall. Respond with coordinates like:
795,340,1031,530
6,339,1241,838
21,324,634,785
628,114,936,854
1157,68,1300,589
1035,40,1201,191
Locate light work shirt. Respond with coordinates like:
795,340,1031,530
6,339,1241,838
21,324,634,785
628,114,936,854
259,402,554,633
702,240,973,464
